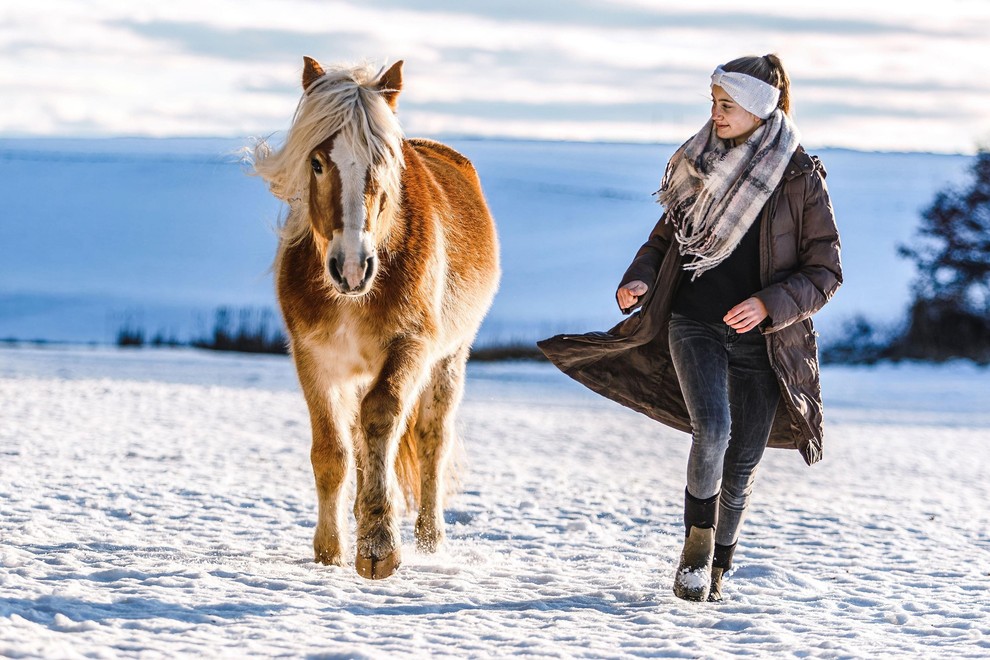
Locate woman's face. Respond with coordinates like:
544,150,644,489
710,84,763,144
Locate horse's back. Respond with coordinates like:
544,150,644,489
407,138,478,180
404,137,497,254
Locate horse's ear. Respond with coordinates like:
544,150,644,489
302,56,326,93
378,60,403,111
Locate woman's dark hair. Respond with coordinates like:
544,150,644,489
722,54,791,116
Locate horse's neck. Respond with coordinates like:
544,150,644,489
381,146,424,255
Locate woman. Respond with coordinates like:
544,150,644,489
539,54,842,602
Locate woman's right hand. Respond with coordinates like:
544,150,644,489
616,280,649,312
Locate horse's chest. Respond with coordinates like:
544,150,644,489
303,314,383,383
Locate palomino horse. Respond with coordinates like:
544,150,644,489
252,57,500,579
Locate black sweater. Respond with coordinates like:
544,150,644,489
671,217,763,323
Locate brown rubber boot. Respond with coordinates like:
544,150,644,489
707,542,736,602
672,489,718,602
673,525,715,601
707,567,724,602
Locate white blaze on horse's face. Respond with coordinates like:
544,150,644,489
309,136,383,297
329,139,379,295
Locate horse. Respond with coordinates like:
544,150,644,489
251,56,500,579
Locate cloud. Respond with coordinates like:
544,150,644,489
1,1,988,152
111,20,380,64
401,99,698,123
797,76,990,95
349,0,965,38
798,102,972,122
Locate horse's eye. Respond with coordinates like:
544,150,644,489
311,158,323,175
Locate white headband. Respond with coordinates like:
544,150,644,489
710,65,780,119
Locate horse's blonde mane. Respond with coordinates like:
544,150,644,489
251,62,405,245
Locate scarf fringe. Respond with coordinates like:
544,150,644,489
657,112,800,278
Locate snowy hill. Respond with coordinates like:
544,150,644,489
0,138,973,345
1,345,988,657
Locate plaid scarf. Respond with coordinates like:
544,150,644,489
656,110,800,278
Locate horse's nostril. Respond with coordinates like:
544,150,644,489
329,257,343,283
364,255,376,278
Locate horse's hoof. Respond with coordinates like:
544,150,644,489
314,550,345,566
414,518,444,554
416,536,442,554
355,549,401,579
313,534,345,566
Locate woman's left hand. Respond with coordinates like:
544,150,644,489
724,297,769,333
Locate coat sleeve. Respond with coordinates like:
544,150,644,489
616,215,675,313
756,170,843,333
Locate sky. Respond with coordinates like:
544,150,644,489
1,1,988,153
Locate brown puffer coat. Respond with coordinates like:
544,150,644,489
538,145,842,465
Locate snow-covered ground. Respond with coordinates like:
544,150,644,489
1,345,988,658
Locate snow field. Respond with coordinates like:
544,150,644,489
1,347,988,658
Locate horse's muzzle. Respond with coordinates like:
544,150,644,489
328,253,378,296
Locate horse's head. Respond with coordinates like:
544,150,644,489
303,57,404,296
254,57,405,298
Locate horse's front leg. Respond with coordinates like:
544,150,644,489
354,337,428,579
296,351,355,567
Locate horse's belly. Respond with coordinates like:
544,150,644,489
439,272,499,341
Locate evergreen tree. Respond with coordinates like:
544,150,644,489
897,149,990,361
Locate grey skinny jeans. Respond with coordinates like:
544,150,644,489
668,312,780,546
